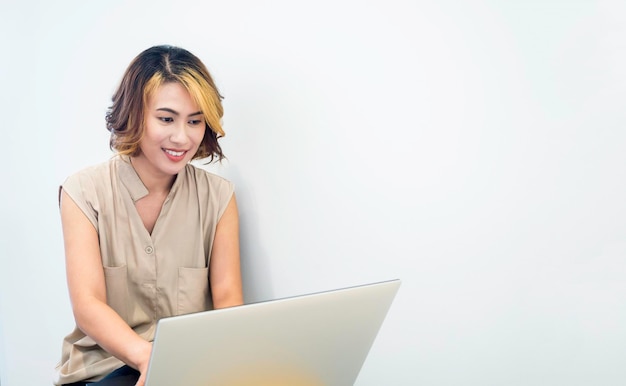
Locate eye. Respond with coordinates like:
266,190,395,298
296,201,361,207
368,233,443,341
159,117,174,123
188,119,203,126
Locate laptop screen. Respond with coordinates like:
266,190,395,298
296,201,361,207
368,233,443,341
145,279,400,386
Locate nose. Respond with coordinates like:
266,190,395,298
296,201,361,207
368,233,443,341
169,122,189,145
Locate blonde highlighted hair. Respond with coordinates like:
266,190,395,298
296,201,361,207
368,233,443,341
106,45,225,162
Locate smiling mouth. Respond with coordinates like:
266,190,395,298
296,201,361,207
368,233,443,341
164,149,185,157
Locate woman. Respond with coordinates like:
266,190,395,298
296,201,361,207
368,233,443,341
54,45,243,386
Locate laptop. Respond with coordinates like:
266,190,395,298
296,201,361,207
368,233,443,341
144,279,401,386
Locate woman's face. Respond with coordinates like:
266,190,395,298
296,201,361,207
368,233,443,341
135,82,206,179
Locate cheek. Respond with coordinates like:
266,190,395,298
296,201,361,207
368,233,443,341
193,128,207,145
142,123,165,144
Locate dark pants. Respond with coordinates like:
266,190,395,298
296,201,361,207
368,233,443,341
63,365,140,386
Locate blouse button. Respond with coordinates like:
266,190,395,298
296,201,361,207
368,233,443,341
145,246,154,254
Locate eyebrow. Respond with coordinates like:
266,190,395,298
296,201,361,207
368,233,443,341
156,108,203,117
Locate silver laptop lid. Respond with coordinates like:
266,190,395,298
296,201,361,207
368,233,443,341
145,279,400,386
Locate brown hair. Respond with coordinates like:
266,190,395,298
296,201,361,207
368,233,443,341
106,45,225,162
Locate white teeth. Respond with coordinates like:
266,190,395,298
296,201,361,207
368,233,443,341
165,149,185,157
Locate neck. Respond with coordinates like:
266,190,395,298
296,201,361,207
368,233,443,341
129,155,176,194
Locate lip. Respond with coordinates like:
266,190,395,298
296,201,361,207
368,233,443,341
163,148,188,162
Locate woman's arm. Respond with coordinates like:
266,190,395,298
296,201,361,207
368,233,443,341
60,189,152,384
209,194,244,309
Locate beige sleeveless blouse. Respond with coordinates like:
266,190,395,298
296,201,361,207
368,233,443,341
54,155,234,385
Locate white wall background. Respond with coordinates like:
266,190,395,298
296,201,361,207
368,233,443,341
1,0,625,385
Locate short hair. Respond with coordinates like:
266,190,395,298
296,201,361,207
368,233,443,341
106,45,225,162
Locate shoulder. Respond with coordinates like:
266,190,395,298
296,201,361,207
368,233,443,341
60,157,120,225
61,157,122,206
63,157,118,186
182,164,235,218
184,163,234,192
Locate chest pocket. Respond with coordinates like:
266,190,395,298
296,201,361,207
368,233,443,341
177,267,211,315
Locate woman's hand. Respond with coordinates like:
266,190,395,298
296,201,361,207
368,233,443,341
132,340,152,386
135,370,147,386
